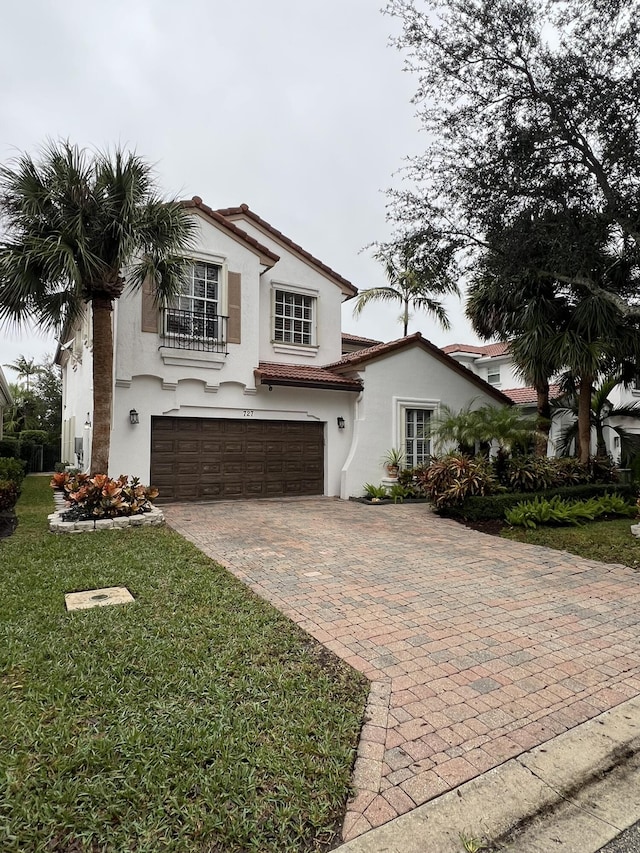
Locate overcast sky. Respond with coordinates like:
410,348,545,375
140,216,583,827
0,0,482,383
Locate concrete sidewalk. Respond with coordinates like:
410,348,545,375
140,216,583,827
337,696,640,852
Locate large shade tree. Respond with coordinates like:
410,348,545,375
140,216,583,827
0,142,195,473
384,0,640,459
466,209,640,462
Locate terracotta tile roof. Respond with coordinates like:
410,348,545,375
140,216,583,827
215,203,358,298
503,384,562,405
442,342,510,357
255,362,363,392
341,333,382,346
325,332,513,406
182,197,280,265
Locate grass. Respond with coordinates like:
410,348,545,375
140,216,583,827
502,516,640,570
0,477,368,852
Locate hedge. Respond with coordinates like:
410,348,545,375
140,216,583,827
439,483,638,521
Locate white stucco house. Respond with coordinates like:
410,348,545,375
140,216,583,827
443,342,640,461
0,366,12,440
57,199,510,501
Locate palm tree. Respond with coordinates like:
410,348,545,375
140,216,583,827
3,355,40,392
354,239,458,336
0,141,195,473
554,374,640,459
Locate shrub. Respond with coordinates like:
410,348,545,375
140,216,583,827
442,483,638,521
505,493,636,529
0,457,26,488
0,479,19,512
18,430,48,444
418,453,500,508
0,437,19,458
58,473,159,520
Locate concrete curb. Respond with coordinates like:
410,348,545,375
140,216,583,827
337,696,640,852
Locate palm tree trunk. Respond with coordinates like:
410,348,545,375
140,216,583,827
535,381,551,456
577,374,593,465
90,296,114,474
403,296,409,336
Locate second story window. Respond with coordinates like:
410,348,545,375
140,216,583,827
274,289,315,346
487,365,501,386
167,262,220,340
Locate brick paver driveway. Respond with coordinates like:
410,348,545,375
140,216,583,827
164,498,640,841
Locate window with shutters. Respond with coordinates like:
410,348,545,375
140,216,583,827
161,260,229,353
273,289,316,346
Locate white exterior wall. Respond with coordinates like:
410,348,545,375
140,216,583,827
114,214,264,393
60,310,94,470
340,347,506,499
227,219,345,366
475,356,521,389
108,375,356,493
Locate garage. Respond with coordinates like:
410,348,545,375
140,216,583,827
150,416,324,501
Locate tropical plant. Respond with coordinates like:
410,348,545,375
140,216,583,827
553,375,640,460
385,0,640,461
418,453,500,509
430,404,542,461
57,473,159,520
388,483,411,503
353,238,457,336
505,493,635,529
3,355,40,391
363,483,388,499
381,447,405,471
0,141,196,474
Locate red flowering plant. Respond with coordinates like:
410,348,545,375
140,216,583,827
52,473,159,521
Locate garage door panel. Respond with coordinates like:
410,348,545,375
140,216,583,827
151,416,324,501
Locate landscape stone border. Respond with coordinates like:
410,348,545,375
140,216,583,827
49,491,164,533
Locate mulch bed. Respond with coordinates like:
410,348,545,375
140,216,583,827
458,517,506,537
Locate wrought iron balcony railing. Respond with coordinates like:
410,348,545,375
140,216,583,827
161,308,228,354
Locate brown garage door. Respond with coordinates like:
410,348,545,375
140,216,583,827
150,417,324,501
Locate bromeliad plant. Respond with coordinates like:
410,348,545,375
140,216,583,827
51,472,159,520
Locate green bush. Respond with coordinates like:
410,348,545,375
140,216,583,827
18,430,48,444
441,483,638,520
0,437,19,458
0,457,26,487
0,479,19,511
505,493,636,529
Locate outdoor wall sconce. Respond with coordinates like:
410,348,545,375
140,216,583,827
337,416,345,430
84,413,91,429
129,409,139,425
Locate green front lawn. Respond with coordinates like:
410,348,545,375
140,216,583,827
502,516,640,570
0,477,368,853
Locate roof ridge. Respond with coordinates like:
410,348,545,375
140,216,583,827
182,197,280,264
214,204,358,297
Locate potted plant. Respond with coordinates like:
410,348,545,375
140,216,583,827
382,447,405,478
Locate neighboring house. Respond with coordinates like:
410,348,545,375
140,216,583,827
0,366,12,440
443,342,640,460
57,200,509,500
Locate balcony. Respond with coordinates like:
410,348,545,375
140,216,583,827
161,308,228,355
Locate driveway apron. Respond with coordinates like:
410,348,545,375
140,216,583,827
163,498,640,842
